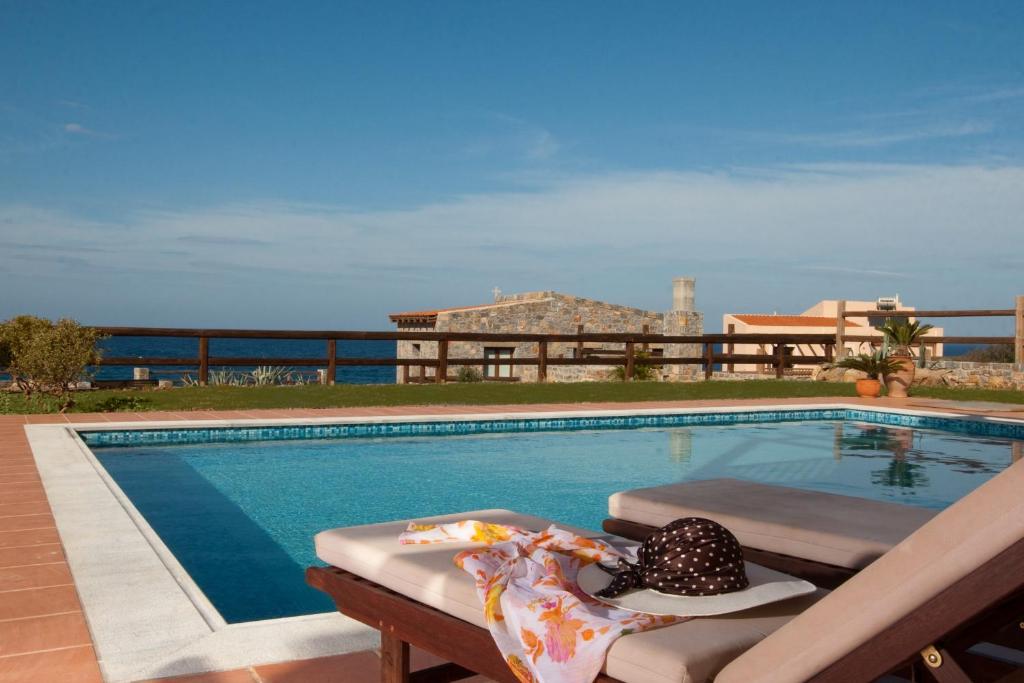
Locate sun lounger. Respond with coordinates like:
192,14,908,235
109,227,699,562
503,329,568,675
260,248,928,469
307,460,1024,682
604,479,938,587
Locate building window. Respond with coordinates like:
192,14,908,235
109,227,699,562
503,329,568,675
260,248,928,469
484,347,513,378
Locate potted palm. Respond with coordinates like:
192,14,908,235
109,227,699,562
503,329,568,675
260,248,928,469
836,351,905,398
875,319,934,398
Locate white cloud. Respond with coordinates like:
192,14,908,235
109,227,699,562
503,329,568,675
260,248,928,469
746,121,993,148
63,122,114,138
1,162,1021,325
458,113,560,161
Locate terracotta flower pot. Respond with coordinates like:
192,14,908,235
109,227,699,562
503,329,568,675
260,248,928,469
884,353,916,398
855,378,882,398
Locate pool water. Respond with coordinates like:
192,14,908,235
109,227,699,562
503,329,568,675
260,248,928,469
93,420,1018,623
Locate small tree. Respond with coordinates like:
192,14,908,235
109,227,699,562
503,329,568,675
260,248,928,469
0,316,106,410
875,319,934,355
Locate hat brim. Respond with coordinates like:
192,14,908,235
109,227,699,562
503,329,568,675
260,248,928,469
577,561,817,617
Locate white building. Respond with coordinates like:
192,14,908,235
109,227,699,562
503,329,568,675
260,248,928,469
722,297,944,373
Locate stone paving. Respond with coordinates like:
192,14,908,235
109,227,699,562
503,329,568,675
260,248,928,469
1,396,1021,682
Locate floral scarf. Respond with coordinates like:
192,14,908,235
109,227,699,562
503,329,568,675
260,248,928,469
399,520,680,683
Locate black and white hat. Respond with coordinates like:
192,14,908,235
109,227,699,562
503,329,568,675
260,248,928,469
596,517,749,598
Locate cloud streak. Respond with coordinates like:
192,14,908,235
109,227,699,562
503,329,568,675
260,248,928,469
745,121,993,148
64,122,115,139
1,162,1021,325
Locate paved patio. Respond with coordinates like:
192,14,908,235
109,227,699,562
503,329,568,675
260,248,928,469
1,396,1021,682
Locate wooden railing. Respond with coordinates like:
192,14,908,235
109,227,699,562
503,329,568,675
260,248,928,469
94,327,841,385
95,297,1023,386
835,296,1024,364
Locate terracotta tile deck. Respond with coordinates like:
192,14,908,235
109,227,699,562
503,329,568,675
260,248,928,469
0,396,1020,682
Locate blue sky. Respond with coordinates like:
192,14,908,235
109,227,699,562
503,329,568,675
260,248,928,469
1,2,1023,333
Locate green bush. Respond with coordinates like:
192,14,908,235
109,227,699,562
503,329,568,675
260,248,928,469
609,351,659,381
835,350,904,379
958,344,1014,363
456,366,484,383
0,315,106,410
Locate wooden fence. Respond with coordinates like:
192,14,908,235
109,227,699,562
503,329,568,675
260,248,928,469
94,299,1023,386
95,327,840,385
835,297,1023,364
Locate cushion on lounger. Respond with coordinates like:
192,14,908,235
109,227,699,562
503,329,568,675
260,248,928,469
609,479,937,570
315,509,827,683
315,509,590,629
715,460,1024,683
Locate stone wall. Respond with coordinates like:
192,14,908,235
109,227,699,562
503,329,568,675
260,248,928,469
663,310,704,381
395,292,704,383
807,360,1024,390
920,360,1024,390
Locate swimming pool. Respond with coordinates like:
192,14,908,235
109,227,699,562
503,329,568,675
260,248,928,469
82,409,1022,624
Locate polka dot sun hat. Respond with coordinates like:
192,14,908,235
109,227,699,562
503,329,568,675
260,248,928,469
596,517,749,598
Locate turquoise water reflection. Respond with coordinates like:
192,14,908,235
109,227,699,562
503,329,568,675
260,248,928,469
96,421,1018,622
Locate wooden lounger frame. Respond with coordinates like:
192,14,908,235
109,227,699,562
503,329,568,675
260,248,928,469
307,535,1024,683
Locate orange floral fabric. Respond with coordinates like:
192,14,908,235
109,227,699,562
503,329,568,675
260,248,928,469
399,521,680,683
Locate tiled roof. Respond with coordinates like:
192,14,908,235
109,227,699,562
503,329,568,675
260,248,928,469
388,303,502,323
731,314,861,327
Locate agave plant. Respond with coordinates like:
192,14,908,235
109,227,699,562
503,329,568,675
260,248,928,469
835,350,904,379
208,369,246,386
248,365,293,386
875,319,934,353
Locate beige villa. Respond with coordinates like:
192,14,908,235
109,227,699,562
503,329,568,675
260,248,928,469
722,297,944,373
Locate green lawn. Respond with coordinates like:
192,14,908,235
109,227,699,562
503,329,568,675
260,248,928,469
3,380,1022,414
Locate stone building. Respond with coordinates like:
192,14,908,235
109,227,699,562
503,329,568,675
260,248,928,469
389,278,704,383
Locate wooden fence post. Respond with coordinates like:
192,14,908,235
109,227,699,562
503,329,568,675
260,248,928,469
704,342,714,381
436,339,448,384
641,324,650,353
198,337,209,386
726,323,735,372
401,364,410,384
326,339,337,385
537,340,548,382
624,341,635,381
1016,295,1024,366
835,300,846,360
576,324,584,359
775,344,786,379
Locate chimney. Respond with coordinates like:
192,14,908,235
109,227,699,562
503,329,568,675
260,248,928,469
672,277,695,312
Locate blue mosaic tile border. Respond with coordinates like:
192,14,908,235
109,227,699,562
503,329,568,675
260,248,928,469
77,408,1024,448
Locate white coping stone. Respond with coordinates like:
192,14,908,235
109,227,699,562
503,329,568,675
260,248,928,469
25,403,1024,681
25,425,377,682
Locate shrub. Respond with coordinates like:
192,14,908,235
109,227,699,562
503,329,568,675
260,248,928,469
249,366,293,386
609,351,659,381
0,316,106,410
835,350,904,379
876,319,934,353
456,366,484,383
957,344,1015,363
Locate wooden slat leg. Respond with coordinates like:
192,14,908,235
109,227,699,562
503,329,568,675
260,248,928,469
382,630,411,683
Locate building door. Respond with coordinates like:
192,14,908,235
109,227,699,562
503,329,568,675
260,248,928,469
484,347,513,379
